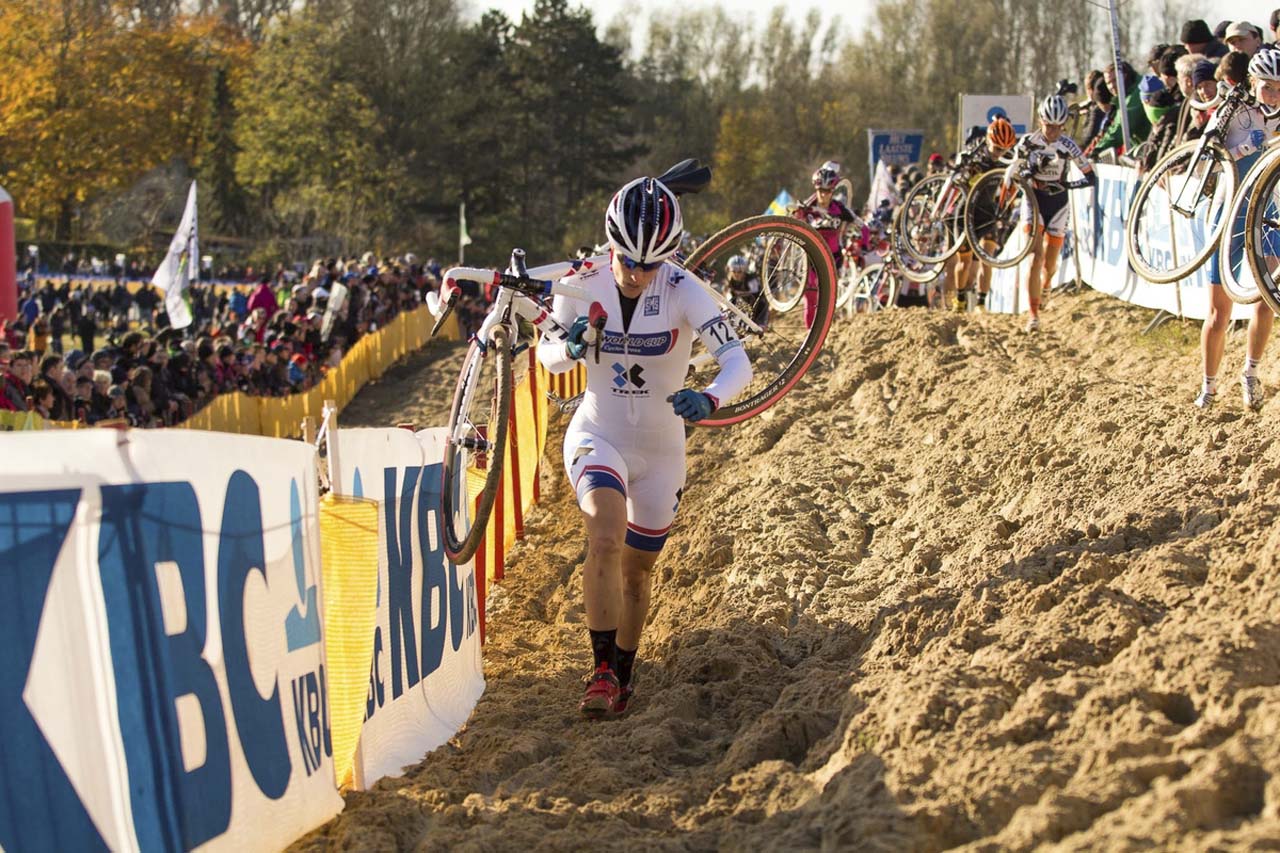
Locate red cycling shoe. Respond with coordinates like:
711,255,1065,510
579,663,621,719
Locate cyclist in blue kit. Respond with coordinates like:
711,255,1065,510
537,176,753,718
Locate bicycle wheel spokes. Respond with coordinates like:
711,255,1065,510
966,172,1036,269
1220,151,1271,304
685,215,836,426
441,326,513,563
1246,152,1280,313
761,235,807,312
900,174,965,264
1128,140,1236,283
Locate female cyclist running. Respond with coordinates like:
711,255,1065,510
793,162,860,327
1005,95,1096,331
536,176,753,718
1195,49,1280,410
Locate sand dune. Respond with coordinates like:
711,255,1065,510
299,290,1280,851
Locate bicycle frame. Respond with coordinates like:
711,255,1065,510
1168,86,1246,216
430,252,766,385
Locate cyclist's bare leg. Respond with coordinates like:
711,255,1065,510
1042,234,1064,296
1201,284,1233,386
1248,301,1274,362
618,547,661,651
943,254,959,306
1026,227,1047,318
580,487,628,633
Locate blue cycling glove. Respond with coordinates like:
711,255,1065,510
671,389,715,422
564,316,590,360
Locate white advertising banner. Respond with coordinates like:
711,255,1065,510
958,94,1034,145
0,430,342,852
332,427,483,789
985,163,1252,321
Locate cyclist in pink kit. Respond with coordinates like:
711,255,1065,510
793,162,860,327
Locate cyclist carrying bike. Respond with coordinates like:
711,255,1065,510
723,254,770,328
536,176,753,718
948,116,1019,311
793,162,860,328
1195,49,1280,410
1005,94,1096,331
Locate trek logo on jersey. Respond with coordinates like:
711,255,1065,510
610,362,647,394
644,293,660,316
600,330,679,355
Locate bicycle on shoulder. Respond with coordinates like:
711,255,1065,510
425,159,837,563
1126,79,1255,283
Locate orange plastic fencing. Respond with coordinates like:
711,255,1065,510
469,351,584,642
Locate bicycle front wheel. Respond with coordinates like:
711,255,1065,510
898,174,967,264
965,171,1038,269
1128,139,1237,283
685,215,836,426
760,233,807,312
441,325,513,564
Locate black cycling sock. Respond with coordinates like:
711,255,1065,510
616,646,637,687
589,629,618,673
977,292,988,306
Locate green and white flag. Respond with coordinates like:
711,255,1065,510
151,180,198,329
458,202,472,262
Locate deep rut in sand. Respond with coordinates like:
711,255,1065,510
296,290,1280,851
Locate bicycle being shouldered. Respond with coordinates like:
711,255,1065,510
425,159,837,563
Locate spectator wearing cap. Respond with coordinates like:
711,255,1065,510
1157,50,1182,93
1182,19,1229,60
1225,21,1264,56
1138,75,1177,128
926,152,945,175
1096,60,1151,153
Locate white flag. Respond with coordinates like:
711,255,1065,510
864,160,901,214
459,202,472,248
151,180,198,329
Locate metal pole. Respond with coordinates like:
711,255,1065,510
1108,0,1132,153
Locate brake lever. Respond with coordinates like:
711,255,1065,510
586,301,608,364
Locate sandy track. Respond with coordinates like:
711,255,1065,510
296,291,1280,851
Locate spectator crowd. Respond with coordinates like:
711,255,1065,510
1,252,455,427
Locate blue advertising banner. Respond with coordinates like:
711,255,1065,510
0,430,343,853
866,129,925,183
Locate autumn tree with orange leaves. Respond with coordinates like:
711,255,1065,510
0,1,247,238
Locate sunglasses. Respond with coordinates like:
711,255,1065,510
618,255,663,272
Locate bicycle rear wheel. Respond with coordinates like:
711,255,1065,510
1127,139,1236,283
965,171,1038,269
1220,149,1276,304
898,174,967,264
835,259,862,309
684,215,836,426
760,233,807,312
1245,150,1280,314
441,325,513,563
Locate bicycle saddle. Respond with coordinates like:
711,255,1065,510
657,159,712,196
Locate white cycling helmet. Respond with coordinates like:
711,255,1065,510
1039,94,1070,125
726,255,749,274
605,177,683,265
1249,48,1280,82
